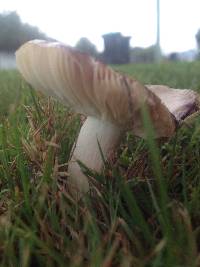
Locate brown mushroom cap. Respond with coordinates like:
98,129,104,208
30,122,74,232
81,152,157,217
147,85,199,121
16,40,176,138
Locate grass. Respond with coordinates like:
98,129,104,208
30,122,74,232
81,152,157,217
0,61,200,266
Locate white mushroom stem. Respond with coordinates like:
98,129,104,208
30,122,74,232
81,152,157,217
68,116,123,194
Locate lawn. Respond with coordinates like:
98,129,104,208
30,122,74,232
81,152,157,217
0,61,200,267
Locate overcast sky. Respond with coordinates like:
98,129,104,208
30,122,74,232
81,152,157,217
1,0,200,54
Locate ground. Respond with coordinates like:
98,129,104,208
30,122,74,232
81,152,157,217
0,61,200,266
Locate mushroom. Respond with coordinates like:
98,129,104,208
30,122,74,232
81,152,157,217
15,40,200,195
147,85,199,122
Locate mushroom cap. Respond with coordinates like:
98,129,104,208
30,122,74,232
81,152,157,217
16,40,176,138
147,85,199,122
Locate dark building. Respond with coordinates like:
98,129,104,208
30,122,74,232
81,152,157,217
102,32,131,64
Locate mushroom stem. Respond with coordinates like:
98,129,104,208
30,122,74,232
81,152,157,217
68,116,123,194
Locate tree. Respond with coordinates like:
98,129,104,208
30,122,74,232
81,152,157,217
0,11,48,52
75,37,97,57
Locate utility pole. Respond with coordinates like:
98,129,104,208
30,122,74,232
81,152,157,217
156,0,161,62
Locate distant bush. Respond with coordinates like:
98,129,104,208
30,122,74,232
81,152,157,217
75,37,98,57
130,45,158,63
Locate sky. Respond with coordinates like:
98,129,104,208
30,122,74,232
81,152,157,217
1,0,200,54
